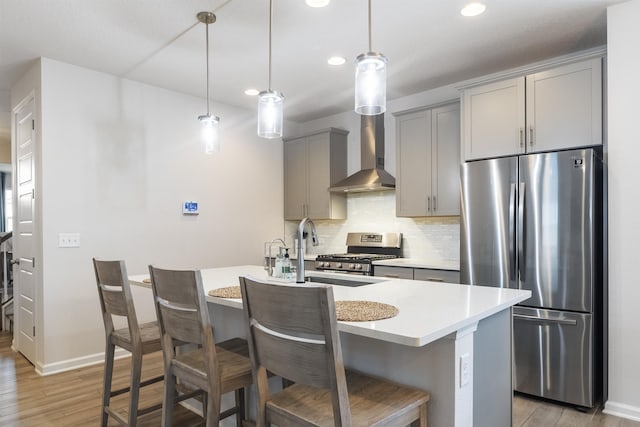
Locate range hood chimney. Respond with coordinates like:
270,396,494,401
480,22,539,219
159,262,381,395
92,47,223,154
329,113,395,192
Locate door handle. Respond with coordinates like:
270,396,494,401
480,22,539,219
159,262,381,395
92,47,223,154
517,182,525,285
10,259,19,265
509,183,516,283
513,313,577,326
519,128,524,148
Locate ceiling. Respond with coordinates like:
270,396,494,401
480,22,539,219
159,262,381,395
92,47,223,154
0,0,625,134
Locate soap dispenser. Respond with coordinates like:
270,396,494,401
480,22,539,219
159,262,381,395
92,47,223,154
282,248,292,277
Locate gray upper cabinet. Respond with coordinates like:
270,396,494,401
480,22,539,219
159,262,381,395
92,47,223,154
463,57,602,161
283,128,348,221
396,103,461,217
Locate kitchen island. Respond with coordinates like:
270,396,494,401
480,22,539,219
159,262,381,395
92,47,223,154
131,265,530,426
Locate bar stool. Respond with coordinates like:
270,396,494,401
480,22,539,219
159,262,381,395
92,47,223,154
239,276,431,427
148,265,253,427
93,258,164,426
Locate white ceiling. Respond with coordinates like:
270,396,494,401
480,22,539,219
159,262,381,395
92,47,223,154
0,0,625,129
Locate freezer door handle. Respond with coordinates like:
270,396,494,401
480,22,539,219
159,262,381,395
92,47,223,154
509,183,516,282
513,313,578,326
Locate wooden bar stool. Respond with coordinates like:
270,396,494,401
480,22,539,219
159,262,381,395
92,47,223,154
239,276,431,427
92,258,164,427
148,265,253,427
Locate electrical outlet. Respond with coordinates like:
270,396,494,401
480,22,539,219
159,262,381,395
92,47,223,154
59,233,80,248
460,353,471,388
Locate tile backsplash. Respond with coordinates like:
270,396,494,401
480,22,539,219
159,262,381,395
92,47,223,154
284,191,460,263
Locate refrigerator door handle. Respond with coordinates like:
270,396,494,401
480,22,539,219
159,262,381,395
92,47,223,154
509,183,516,282
513,313,578,326
518,182,526,284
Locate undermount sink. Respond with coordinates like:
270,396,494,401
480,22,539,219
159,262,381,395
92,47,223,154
304,276,376,287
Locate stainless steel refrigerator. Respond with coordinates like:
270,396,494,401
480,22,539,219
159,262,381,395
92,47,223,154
460,148,603,408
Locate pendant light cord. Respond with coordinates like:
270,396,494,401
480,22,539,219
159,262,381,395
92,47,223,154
368,0,372,52
268,0,273,91
205,20,211,116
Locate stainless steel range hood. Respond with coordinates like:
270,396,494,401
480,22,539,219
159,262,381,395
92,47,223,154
329,113,395,192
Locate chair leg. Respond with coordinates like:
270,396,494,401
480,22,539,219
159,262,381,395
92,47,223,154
128,349,143,427
101,343,116,427
235,388,246,426
205,390,221,427
162,371,176,427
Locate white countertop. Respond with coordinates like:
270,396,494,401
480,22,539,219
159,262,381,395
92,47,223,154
130,265,528,348
373,258,460,271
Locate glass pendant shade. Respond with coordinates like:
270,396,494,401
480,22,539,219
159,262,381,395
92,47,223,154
355,52,387,115
199,114,220,154
257,90,284,139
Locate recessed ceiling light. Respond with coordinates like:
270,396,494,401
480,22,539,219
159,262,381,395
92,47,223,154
328,56,346,66
461,2,486,17
306,0,330,7
244,88,259,96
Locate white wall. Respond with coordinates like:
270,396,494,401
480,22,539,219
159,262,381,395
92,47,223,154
29,58,283,372
605,0,640,420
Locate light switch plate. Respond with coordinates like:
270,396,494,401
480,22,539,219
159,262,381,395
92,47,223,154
59,233,80,248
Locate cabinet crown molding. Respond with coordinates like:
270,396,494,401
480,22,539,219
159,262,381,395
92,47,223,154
455,46,606,91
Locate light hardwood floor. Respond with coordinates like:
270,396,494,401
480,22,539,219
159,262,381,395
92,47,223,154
1,331,638,426
514,393,640,427
0,331,201,426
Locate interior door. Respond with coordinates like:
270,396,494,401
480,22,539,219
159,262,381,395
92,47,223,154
13,95,37,364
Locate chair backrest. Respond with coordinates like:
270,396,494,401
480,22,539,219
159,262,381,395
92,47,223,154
93,258,140,343
148,265,217,364
239,276,351,425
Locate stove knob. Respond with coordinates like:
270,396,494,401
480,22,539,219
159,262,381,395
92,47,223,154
323,262,330,268
356,264,363,270
336,263,342,268
349,264,356,269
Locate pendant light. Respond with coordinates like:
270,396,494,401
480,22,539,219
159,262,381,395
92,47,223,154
257,0,284,139
197,11,220,154
354,0,387,115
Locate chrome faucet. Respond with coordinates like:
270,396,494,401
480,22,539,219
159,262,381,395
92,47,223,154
265,238,286,277
296,217,319,283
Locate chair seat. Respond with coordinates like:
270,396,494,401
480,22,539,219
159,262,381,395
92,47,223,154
173,337,252,394
267,370,431,427
111,321,162,353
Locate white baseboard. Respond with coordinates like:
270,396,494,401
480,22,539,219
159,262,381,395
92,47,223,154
36,348,130,376
604,400,640,422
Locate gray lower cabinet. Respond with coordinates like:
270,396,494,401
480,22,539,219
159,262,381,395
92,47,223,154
283,128,348,220
413,268,460,283
374,265,460,283
374,265,414,280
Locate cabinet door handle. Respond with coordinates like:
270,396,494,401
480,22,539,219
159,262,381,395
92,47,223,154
424,277,445,282
427,197,431,213
519,128,524,148
383,274,400,278
433,196,437,212
529,126,534,146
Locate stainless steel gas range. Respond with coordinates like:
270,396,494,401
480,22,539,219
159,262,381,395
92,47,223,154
315,232,402,276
